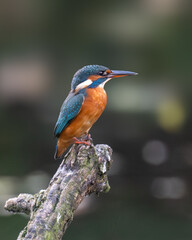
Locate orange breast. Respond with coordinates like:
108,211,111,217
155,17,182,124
56,87,107,157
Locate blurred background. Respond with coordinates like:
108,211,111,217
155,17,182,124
0,0,192,239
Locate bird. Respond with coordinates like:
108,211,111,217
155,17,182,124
54,65,137,159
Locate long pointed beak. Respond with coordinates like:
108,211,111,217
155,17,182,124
108,70,138,78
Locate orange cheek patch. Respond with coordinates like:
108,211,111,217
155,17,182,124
89,75,101,81
106,69,112,74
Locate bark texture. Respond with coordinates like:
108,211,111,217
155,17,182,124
4,142,113,240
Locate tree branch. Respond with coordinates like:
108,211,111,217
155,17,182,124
4,143,113,240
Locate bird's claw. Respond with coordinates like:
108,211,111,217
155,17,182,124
73,137,91,146
85,132,92,141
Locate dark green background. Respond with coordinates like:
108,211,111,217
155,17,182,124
0,0,192,239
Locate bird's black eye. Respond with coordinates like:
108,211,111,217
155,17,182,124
99,71,108,76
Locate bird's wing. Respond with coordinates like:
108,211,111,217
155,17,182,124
54,93,84,137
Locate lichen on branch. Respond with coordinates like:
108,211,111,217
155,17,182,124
4,142,113,240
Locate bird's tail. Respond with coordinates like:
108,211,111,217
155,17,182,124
54,140,69,160
54,145,65,160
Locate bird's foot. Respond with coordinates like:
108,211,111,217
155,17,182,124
85,132,92,141
73,137,91,146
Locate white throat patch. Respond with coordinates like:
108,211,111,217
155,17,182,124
99,78,112,88
75,79,93,91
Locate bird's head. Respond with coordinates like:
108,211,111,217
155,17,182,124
71,65,138,91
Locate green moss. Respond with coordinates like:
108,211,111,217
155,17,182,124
44,231,56,240
103,183,110,193
20,226,27,238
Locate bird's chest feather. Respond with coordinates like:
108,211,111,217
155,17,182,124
62,87,107,138
82,87,107,120
74,87,107,129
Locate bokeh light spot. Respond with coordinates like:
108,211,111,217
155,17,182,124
142,140,168,165
151,177,186,199
156,99,186,132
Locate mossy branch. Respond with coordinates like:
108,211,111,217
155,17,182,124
4,142,113,240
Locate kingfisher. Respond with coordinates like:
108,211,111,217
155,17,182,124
54,65,137,159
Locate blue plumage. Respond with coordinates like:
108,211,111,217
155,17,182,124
54,64,138,159
71,65,108,90
88,77,108,88
54,93,84,137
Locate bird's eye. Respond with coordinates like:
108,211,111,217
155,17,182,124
99,71,108,76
